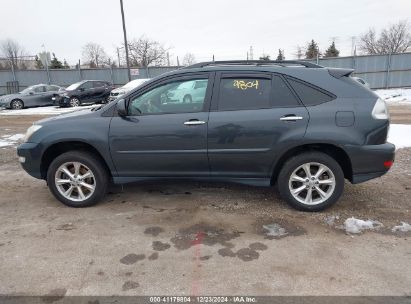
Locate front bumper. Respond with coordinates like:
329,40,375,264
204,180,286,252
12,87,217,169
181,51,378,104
17,142,43,179
345,142,396,184
52,95,70,106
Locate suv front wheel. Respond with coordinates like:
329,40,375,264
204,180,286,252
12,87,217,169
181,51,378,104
277,152,344,212
46,151,108,207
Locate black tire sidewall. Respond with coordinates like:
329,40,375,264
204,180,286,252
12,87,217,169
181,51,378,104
278,152,344,212
11,100,23,109
46,151,108,207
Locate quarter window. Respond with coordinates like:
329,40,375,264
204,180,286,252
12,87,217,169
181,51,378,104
128,78,209,115
286,78,334,106
218,77,271,111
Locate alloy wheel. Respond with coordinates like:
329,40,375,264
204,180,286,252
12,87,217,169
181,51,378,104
54,162,96,202
288,162,336,205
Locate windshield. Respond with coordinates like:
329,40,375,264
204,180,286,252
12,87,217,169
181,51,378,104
19,86,36,94
65,82,83,91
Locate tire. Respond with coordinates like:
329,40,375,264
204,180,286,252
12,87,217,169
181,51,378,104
10,99,24,110
46,151,109,207
183,95,192,103
69,97,80,107
277,152,344,212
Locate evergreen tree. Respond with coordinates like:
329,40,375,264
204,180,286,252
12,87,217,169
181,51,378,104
49,53,63,69
259,54,270,61
35,55,44,69
276,49,285,60
305,39,321,59
324,41,340,57
63,59,70,69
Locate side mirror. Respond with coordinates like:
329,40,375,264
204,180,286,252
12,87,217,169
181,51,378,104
79,88,85,92
29,91,34,95
117,99,127,117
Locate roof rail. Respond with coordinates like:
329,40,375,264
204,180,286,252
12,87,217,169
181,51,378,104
184,60,323,69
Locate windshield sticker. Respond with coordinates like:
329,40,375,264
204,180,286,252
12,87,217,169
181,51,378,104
233,79,259,90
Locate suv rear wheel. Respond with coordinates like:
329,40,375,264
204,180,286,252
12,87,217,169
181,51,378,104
277,152,344,211
46,151,108,207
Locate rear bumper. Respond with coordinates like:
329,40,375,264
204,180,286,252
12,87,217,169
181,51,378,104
17,142,43,179
345,142,395,184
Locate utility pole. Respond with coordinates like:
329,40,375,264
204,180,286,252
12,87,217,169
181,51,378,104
176,56,180,67
117,47,121,67
249,46,254,60
350,36,356,56
167,52,170,66
119,0,131,81
212,54,215,61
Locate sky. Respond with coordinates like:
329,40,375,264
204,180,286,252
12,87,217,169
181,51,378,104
1,0,411,65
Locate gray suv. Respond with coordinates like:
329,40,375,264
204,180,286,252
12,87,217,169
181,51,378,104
17,60,395,211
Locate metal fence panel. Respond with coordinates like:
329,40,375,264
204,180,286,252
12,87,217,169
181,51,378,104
1,54,411,94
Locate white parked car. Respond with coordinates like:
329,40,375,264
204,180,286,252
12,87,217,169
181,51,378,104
108,78,149,102
166,79,208,103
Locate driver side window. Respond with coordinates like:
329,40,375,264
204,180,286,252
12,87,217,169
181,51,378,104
128,78,209,116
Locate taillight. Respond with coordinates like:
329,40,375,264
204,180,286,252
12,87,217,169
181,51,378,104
383,160,393,168
372,98,390,120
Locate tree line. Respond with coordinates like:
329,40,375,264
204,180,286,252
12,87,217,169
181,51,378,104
1,20,410,70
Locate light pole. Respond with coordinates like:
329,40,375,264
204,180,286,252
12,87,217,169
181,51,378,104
119,0,131,81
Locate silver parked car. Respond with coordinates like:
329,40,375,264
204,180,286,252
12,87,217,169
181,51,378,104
0,84,64,109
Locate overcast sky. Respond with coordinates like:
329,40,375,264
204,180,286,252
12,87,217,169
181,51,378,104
1,0,411,65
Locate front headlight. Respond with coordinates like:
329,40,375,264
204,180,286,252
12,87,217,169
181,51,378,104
24,125,42,142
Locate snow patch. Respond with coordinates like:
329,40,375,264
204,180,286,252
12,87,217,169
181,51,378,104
374,88,411,103
343,217,383,234
0,133,25,147
392,222,411,233
263,223,288,237
0,105,96,116
325,215,340,226
388,124,411,149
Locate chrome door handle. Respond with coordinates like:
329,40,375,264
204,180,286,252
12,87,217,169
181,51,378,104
184,120,206,126
280,116,303,121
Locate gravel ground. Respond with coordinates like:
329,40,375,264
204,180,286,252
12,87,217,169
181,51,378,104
0,104,410,296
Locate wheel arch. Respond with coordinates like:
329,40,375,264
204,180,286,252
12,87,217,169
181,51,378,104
40,141,111,179
271,143,352,185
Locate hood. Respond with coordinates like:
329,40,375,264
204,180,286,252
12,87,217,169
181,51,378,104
36,108,96,125
111,87,132,94
0,93,21,101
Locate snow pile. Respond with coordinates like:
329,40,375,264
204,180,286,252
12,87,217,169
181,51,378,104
0,105,96,116
388,124,411,149
263,223,288,237
343,217,383,234
325,215,340,226
0,133,25,147
392,222,411,233
374,88,411,103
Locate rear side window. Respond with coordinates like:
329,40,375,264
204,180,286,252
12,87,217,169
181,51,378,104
272,75,300,107
286,78,334,106
218,77,271,111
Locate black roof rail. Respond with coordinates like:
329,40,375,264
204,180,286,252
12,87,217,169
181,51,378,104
184,60,323,69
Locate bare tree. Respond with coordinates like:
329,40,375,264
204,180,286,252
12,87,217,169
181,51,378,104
293,45,305,59
82,42,108,68
125,36,168,67
359,20,411,54
0,39,26,69
182,53,196,66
